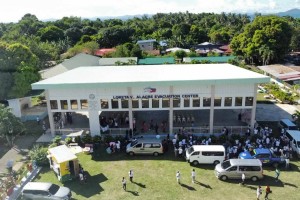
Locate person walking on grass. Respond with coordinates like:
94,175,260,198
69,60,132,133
176,171,181,184
129,169,134,182
257,185,262,200
265,185,271,200
191,169,196,183
241,173,245,185
122,177,126,191
275,168,280,182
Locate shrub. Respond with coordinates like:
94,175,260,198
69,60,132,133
103,135,114,143
29,145,49,166
65,137,72,144
92,135,102,143
82,134,93,144
52,136,62,145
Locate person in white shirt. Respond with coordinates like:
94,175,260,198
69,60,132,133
128,170,134,182
116,141,121,152
241,173,245,185
122,177,126,190
176,171,181,184
257,185,262,199
178,147,183,157
191,169,196,183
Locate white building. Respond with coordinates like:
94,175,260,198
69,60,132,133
32,64,270,136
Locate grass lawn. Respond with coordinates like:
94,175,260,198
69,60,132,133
35,144,300,200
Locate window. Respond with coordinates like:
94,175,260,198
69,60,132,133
60,100,68,110
152,143,161,148
70,100,78,110
121,99,128,109
111,99,119,109
162,98,170,108
224,97,232,107
245,97,254,106
173,98,180,108
203,97,211,107
192,151,200,156
192,98,200,107
227,166,237,171
235,97,243,106
214,97,222,107
184,98,190,107
80,99,88,109
134,143,142,148
132,99,139,108
142,99,149,108
100,99,109,109
50,100,58,109
144,143,151,148
202,151,224,156
152,98,159,108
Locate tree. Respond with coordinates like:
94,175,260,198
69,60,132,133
0,104,25,147
231,16,292,64
174,50,187,60
38,25,64,42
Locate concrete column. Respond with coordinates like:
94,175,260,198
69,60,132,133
209,85,215,134
45,90,55,137
250,84,258,130
169,86,174,135
128,87,133,129
88,95,100,136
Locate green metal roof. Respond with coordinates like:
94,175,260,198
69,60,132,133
138,57,175,65
185,56,236,63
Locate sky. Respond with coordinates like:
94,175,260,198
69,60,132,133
0,0,299,23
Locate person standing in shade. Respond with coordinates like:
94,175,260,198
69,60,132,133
122,177,126,191
285,157,290,170
275,168,280,182
265,185,271,200
256,185,262,200
129,170,134,182
176,171,181,184
241,173,245,185
191,169,196,183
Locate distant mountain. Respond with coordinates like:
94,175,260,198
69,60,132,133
276,8,300,18
89,14,153,21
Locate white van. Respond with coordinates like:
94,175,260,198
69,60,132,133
286,130,300,158
185,145,226,165
214,159,263,181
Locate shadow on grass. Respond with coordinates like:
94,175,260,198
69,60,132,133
223,174,285,187
126,190,139,196
63,173,108,198
180,183,196,191
132,181,146,188
194,181,212,189
283,182,298,188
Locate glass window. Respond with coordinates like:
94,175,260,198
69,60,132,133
111,99,119,109
60,100,68,110
50,100,58,109
100,99,108,109
227,166,237,171
70,100,78,110
192,151,200,156
245,97,254,106
121,99,128,109
80,99,88,109
162,98,170,108
203,97,211,107
132,99,139,108
144,143,151,148
235,97,243,106
214,97,222,107
173,98,180,108
142,99,149,108
152,98,159,108
184,98,190,107
192,98,200,107
224,97,232,107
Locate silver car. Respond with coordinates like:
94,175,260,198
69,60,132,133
21,182,72,200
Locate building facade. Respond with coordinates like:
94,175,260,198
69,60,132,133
32,64,270,136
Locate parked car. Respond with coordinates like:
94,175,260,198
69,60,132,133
238,148,285,167
126,138,163,156
21,182,72,200
215,159,263,181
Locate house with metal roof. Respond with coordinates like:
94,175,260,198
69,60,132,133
137,39,156,51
